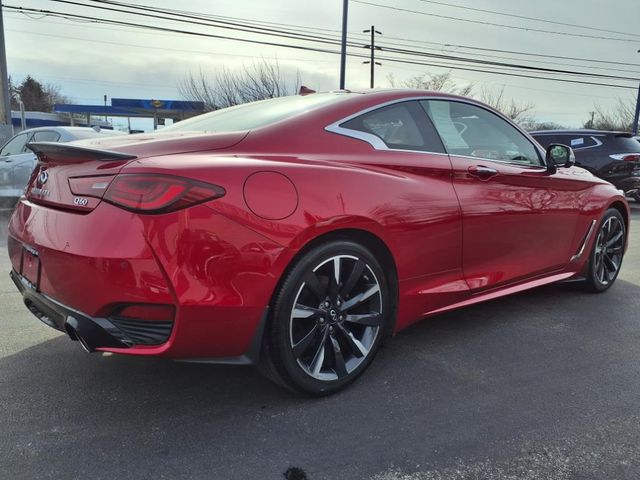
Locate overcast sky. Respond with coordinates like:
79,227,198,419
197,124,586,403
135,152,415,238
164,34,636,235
5,0,640,131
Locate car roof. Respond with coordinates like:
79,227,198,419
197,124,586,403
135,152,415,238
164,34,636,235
530,129,630,136
18,126,113,133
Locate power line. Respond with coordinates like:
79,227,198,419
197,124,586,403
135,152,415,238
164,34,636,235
372,38,640,75
83,3,640,70
48,0,346,47
34,1,640,82
5,5,348,55
6,28,337,64
15,2,639,72
374,53,637,90
4,4,638,92
414,0,640,39
352,0,640,43
440,42,640,68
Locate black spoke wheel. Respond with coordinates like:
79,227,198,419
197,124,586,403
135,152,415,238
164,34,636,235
584,208,626,293
263,240,392,395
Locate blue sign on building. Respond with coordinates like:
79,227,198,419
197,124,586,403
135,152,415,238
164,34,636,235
111,99,204,111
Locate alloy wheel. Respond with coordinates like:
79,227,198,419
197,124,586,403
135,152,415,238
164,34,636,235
593,215,625,286
289,255,383,381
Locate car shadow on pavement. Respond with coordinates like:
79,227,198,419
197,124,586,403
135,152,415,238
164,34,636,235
2,278,640,479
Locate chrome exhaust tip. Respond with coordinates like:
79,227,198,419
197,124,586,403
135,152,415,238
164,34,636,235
64,317,95,353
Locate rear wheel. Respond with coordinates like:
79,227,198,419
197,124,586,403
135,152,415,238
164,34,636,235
583,208,626,293
263,240,392,395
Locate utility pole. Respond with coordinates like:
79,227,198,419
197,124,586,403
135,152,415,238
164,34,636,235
339,0,348,90
363,26,382,88
633,50,640,135
0,0,12,129
103,94,108,122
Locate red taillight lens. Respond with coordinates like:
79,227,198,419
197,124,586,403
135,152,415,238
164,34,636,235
68,175,115,198
610,153,640,162
103,174,225,213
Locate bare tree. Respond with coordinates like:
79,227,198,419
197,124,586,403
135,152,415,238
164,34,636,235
478,86,536,127
522,121,566,132
585,96,636,131
178,59,300,111
387,71,473,96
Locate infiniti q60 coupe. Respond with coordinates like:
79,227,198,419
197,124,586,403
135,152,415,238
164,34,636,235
7,90,629,395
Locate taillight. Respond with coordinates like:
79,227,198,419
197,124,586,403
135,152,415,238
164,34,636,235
68,175,115,198
102,174,225,213
610,153,640,162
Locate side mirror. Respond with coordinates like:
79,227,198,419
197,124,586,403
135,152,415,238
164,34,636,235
545,144,576,173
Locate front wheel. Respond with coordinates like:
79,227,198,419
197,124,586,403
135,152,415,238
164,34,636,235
583,208,626,293
263,240,393,395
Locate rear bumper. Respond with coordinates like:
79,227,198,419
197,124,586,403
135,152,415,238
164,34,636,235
7,198,286,360
10,269,135,351
612,175,640,198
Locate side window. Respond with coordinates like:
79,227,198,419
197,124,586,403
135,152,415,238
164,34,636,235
421,100,541,166
32,131,61,143
341,101,445,153
0,133,29,156
531,134,559,148
567,135,601,150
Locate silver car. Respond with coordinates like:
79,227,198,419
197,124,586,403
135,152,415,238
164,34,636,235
0,126,126,206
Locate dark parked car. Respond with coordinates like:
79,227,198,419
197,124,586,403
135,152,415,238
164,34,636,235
531,130,640,201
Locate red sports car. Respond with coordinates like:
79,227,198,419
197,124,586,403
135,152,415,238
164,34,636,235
7,90,629,395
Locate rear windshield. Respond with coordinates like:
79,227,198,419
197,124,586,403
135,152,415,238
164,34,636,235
68,130,124,140
611,136,640,152
163,93,344,133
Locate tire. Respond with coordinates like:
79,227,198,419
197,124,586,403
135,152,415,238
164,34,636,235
262,240,392,395
583,208,626,293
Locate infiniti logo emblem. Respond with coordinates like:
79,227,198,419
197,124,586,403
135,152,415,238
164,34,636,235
329,309,338,321
38,170,48,185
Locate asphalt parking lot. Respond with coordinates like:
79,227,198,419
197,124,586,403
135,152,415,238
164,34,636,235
1,204,640,480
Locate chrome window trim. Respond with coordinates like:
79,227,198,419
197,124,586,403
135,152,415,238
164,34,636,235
570,219,597,262
324,95,545,167
447,153,548,171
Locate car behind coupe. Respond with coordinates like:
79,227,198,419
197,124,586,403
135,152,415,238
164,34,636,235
7,90,629,394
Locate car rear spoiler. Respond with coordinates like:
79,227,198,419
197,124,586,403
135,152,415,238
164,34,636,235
26,142,138,163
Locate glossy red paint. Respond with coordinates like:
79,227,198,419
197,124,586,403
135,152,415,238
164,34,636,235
7,90,630,361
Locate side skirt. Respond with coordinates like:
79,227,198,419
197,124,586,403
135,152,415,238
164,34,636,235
425,271,576,318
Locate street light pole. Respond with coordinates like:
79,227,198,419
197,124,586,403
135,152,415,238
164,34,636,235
0,0,12,128
339,0,348,90
633,83,640,135
633,49,640,135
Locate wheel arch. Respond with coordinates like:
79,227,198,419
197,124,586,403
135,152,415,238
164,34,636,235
608,200,630,232
267,227,399,340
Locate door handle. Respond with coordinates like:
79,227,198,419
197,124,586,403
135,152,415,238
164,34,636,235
468,165,498,179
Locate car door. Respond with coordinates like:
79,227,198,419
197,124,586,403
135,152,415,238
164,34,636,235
0,132,34,197
421,99,589,291
334,100,467,317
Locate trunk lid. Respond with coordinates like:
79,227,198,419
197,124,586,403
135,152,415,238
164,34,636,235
24,131,247,212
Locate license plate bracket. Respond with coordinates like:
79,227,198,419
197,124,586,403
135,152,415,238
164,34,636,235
20,245,41,290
